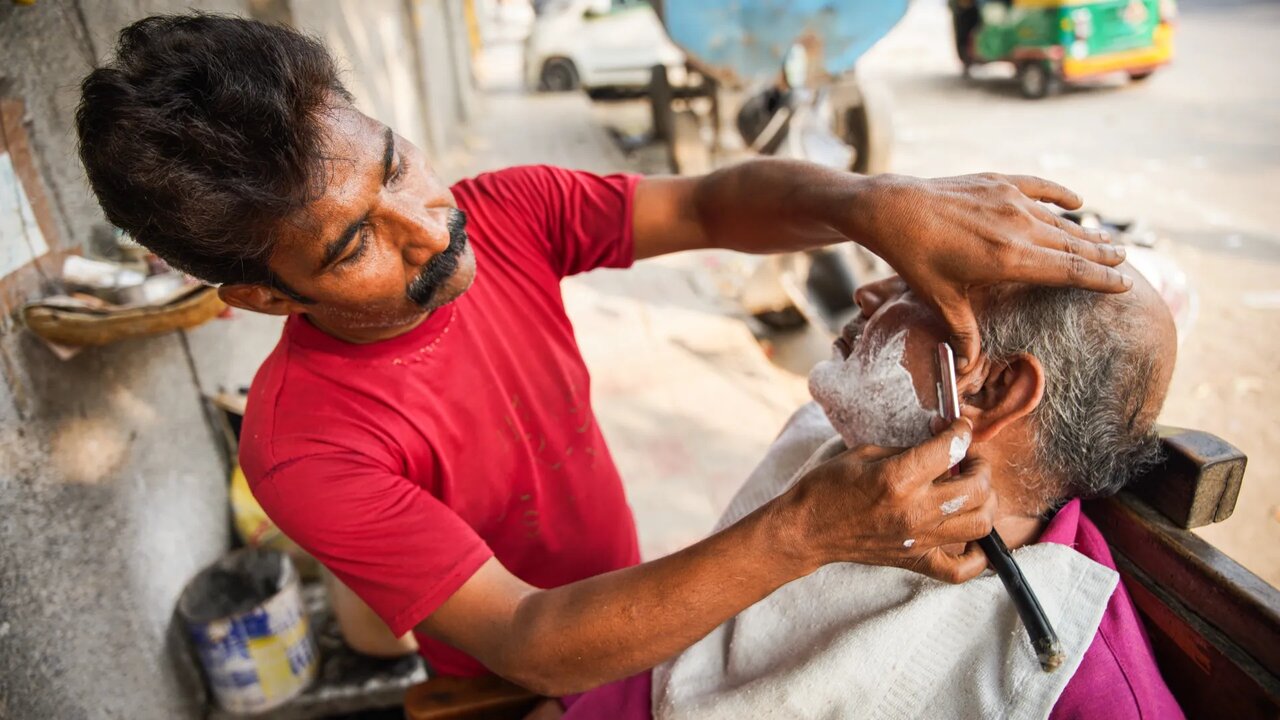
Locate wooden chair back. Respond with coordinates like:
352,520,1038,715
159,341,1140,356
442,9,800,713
1087,427,1280,719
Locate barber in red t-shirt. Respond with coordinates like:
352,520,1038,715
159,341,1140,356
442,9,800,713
77,15,1133,701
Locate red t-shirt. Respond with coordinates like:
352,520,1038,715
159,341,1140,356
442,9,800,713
241,165,644,677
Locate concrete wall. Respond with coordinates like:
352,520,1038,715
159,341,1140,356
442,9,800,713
0,5,247,717
290,0,476,160
0,1,472,718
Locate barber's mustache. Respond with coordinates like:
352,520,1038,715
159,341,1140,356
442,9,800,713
406,209,468,307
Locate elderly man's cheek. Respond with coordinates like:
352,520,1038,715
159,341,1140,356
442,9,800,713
901,330,946,416
808,329,937,449
911,365,942,418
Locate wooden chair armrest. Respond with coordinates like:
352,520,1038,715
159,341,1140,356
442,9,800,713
1126,426,1246,529
403,675,542,720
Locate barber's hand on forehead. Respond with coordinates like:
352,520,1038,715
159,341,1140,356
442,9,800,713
775,418,996,584
860,172,1129,371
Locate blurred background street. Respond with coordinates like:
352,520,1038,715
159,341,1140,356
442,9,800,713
862,0,1280,587
461,0,1280,584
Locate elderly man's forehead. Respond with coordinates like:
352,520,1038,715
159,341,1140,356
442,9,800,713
319,104,382,160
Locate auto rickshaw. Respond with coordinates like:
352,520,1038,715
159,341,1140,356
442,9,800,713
949,0,1176,98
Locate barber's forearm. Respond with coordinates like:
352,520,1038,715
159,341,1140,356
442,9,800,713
434,421,993,695
691,158,879,255
494,502,811,696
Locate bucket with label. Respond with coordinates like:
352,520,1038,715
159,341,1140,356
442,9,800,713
178,548,318,713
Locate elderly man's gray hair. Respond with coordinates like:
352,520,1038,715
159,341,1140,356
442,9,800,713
978,286,1164,504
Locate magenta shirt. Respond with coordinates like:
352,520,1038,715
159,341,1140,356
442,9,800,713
563,499,1184,719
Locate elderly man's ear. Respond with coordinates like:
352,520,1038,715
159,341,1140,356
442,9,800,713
959,353,1046,443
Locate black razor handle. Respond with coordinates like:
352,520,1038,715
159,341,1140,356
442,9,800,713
978,530,1065,672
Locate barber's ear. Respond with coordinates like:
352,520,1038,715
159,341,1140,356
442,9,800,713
218,284,307,317
958,352,1045,443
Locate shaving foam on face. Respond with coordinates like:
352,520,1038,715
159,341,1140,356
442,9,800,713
809,329,935,449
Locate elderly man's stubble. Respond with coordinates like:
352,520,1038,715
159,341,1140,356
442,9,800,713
808,328,936,450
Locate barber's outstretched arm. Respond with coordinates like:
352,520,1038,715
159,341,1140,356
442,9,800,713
632,159,1129,370
419,420,993,697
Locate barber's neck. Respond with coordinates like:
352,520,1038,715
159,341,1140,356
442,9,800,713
303,310,430,344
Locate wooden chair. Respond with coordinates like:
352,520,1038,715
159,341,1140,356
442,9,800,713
1086,426,1280,718
404,425,1280,720
403,674,541,720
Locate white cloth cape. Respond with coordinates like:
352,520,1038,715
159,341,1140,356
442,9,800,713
652,403,1118,720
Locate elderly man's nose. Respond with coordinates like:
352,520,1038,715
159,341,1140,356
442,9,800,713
853,286,877,318
855,276,908,317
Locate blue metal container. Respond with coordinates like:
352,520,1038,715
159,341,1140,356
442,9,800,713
663,0,909,83
178,549,318,713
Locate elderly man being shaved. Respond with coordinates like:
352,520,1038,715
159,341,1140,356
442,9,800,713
561,265,1185,720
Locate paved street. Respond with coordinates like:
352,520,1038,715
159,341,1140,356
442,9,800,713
860,0,1280,585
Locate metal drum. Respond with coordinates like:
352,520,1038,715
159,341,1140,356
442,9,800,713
178,548,318,713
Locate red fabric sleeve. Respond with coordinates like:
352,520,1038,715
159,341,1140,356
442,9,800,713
251,453,494,637
456,165,640,278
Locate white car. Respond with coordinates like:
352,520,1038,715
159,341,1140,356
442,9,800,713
525,0,686,93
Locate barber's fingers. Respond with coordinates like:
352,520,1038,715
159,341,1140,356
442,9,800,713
906,543,990,584
882,419,974,493
927,456,993,520
915,280,986,373
1005,174,1083,211
845,444,902,463
935,298,983,374
928,475,999,546
1013,243,1133,295
1026,202,1114,249
1029,228,1125,274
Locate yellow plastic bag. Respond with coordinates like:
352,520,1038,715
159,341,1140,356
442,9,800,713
229,465,319,578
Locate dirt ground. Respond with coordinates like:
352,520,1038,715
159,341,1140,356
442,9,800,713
855,0,1280,586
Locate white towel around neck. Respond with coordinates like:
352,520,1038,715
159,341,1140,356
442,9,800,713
652,403,1118,720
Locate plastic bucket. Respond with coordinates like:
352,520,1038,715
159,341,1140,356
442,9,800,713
178,548,318,713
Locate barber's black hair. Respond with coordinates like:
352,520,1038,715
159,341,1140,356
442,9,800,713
76,13,351,293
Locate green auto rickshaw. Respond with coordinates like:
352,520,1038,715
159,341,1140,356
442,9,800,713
949,0,1176,98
